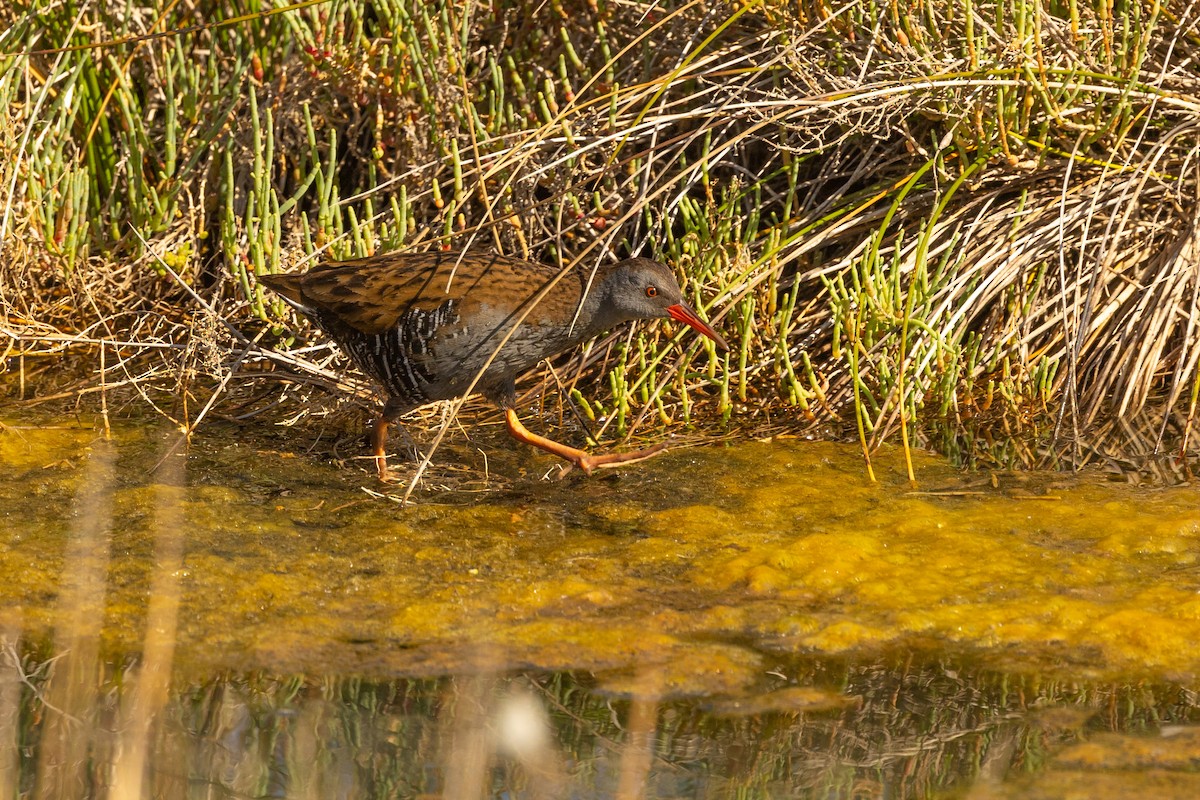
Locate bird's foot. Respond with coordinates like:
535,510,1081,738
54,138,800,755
572,442,669,476
505,409,670,477
375,453,397,483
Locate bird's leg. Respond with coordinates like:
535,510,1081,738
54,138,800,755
503,409,668,476
371,397,407,481
371,418,390,479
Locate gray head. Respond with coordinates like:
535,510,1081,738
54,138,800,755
590,258,728,349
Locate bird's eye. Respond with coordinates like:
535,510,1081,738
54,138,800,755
645,285,658,298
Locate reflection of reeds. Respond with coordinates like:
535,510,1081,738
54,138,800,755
0,636,21,800
6,626,1200,796
17,434,190,798
438,652,574,798
440,674,493,800
111,436,185,800
34,440,114,800
615,682,660,800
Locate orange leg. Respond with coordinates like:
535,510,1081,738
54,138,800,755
504,409,667,476
371,416,392,480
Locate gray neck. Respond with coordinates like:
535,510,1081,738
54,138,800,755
570,271,625,343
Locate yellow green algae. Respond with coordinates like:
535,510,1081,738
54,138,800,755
2,414,1200,687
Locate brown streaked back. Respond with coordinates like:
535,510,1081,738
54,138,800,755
261,250,582,336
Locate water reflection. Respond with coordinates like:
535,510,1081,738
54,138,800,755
3,652,1198,799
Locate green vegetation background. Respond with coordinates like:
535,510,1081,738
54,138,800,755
3,0,1199,473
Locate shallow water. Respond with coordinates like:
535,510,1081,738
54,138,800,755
1,413,1199,798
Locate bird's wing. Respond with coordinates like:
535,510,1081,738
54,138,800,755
285,251,578,335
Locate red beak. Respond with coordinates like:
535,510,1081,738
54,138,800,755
667,302,729,351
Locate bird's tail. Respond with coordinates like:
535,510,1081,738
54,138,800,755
259,273,310,312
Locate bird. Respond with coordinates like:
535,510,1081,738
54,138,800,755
260,249,728,478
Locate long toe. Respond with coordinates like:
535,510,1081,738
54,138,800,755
375,455,395,482
576,442,669,475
